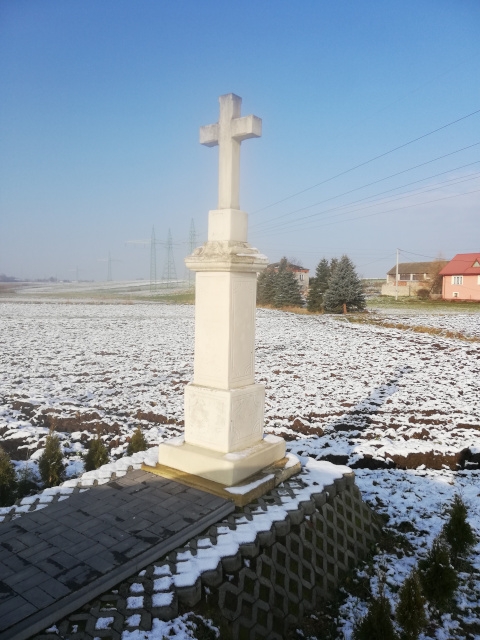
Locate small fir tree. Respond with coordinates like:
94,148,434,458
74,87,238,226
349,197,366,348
256,267,277,305
418,537,458,611
84,434,109,471
396,569,427,640
323,254,366,313
273,257,303,308
307,257,330,311
38,431,65,488
16,463,37,500
0,447,17,507
353,590,398,640
126,427,148,455
442,494,476,564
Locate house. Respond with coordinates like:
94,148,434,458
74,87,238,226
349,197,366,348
268,261,310,293
381,261,448,297
439,253,480,301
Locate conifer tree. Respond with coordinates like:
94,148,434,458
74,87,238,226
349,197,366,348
84,434,109,471
126,427,148,455
38,431,65,488
329,257,339,275
0,446,17,507
396,569,427,640
418,537,458,611
323,254,366,313
256,267,277,305
442,494,476,564
273,257,303,308
16,463,37,500
353,590,398,640
307,257,330,311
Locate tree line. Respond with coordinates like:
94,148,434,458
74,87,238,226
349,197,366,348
257,254,366,313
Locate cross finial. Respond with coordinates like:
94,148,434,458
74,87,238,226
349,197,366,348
200,94,262,210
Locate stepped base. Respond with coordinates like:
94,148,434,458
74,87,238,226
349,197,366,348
154,435,286,487
143,450,300,507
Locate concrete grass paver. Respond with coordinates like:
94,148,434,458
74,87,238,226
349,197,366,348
0,469,234,640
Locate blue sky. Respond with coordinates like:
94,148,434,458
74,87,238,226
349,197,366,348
1,0,479,281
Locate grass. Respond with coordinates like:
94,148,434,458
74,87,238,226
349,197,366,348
0,283,196,305
343,315,480,343
366,295,480,312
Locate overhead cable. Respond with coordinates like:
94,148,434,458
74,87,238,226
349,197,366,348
251,107,480,214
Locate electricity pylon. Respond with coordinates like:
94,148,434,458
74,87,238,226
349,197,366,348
150,226,157,293
162,229,177,289
187,219,196,287
126,227,164,294
98,252,121,282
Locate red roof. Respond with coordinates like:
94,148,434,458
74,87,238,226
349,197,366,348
439,253,480,276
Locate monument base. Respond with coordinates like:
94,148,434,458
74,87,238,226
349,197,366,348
144,449,299,507
156,434,286,486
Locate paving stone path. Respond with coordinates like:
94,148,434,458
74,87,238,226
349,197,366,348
0,469,234,640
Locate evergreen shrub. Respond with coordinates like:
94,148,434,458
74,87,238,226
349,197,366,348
442,494,476,563
84,434,109,471
418,537,458,611
0,446,17,507
38,431,66,488
126,427,148,455
16,464,37,500
353,590,398,640
396,569,427,640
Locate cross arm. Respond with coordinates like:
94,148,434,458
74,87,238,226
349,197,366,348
231,115,262,141
199,123,219,147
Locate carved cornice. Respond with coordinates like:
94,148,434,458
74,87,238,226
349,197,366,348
185,241,269,273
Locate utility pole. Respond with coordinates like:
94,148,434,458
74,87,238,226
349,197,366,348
162,229,177,288
395,248,399,301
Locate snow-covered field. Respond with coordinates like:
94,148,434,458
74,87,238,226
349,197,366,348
1,301,479,638
368,308,480,339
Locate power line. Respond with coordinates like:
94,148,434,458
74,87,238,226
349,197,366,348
274,187,480,236
398,249,446,261
251,107,480,214
251,143,480,229
254,169,480,237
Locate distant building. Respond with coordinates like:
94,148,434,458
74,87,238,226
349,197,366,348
439,253,480,301
381,261,448,297
268,261,310,294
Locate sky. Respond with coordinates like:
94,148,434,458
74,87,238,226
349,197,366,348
1,0,479,281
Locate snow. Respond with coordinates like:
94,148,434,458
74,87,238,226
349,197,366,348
1,301,479,637
95,616,114,630
224,473,275,494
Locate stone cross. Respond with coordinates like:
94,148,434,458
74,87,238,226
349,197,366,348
157,93,285,487
200,93,262,210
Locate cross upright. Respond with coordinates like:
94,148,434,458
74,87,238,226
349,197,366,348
200,93,262,210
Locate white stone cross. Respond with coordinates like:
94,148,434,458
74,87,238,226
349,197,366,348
200,93,262,210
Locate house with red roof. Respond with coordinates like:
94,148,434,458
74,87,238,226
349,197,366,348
439,253,480,301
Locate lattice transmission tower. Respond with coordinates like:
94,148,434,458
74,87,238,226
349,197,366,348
150,226,157,293
162,229,177,288
187,219,196,286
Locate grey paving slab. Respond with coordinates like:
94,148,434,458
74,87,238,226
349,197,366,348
0,469,234,640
